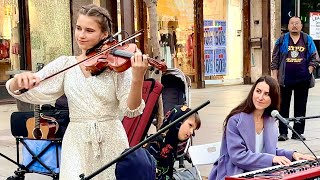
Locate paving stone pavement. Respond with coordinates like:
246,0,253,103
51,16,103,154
1,81,320,179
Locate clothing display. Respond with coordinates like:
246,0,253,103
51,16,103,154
185,33,195,69
6,56,145,179
0,38,10,59
160,45,172,68
157,16,196,75
160,33,176,54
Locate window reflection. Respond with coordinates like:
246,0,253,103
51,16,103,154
0,0,19,81
28,0,72,71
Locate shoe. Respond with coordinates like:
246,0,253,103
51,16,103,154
291,134,306,141
278,134,289,141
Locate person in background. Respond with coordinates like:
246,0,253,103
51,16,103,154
6,4,148,179
209,75,314,180
271,16,319,141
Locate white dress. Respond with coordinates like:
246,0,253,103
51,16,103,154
6,56,145,179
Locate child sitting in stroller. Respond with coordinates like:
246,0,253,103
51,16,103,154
144,105,201,180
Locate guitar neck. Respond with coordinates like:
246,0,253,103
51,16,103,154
34,105,40,129
33,63,44,130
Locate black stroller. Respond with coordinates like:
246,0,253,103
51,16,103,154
161,68,192,168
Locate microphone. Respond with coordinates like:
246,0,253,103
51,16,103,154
271,110,289,125
271,110,319,162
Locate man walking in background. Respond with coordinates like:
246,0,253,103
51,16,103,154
271,16,319,141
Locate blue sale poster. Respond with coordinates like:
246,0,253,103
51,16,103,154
204,49,214,76
214,48,227,75
204,27,214,48
204,20,214,27
214,20,226,47
204,20,214,48
204,20,227,77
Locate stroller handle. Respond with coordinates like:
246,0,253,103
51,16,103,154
79,100,211,180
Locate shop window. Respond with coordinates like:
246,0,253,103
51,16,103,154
28,0,72,71
156,0,195,76
0,0,19,81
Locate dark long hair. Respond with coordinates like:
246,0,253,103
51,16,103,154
222,75,280,134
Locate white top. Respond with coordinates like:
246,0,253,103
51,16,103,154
255,129,264,153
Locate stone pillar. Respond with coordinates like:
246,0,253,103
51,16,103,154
270,0,281,65
194,0,205,88
250,0,262,82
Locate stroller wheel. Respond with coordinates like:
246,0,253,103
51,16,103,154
6,175,25,180
52,174,59,180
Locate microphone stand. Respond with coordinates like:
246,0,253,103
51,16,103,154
287,115,320,123
79,100,210,180
0,152,26,169
280,119,319,163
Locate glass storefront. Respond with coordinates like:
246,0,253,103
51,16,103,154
0,0,72,78
28,0,72,71
155,0,240,83
0,0,19,81
156,0,195,76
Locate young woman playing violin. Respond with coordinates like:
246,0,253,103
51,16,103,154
6,4,148,179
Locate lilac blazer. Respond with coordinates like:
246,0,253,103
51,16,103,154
209,112,294,180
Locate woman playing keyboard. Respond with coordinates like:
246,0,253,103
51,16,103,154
209,75,315,180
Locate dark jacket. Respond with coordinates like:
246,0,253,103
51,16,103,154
271,32,319,86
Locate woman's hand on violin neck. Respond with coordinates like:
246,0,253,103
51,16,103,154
130,52,148,81
10,72,41,93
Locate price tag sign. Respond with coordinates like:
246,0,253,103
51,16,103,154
214,21,226,47
204,49,214,76
214,48,226,75
310,12,320,40
204,27,215,48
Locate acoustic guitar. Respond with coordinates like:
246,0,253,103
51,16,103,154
25,63,59,139
26,105,59,139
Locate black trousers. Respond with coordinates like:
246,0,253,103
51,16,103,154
279,80,309,135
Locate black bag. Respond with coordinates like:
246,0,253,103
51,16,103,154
310,73,315,88
173,167,199,180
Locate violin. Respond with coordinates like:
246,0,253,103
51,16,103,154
15,30,166,94
83,37,167,76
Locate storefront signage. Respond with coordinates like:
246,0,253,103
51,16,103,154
214,20,226,47
204,27,214,48
214,48,227,75
310,12,320,40
204,20,227,76
204,49,214,76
